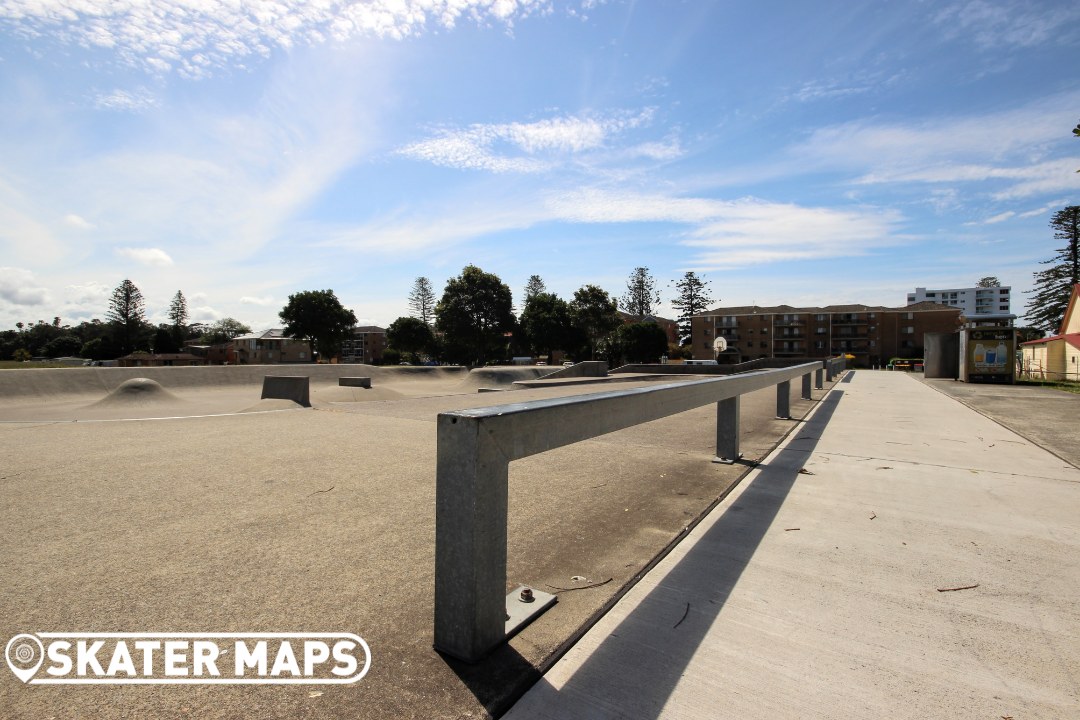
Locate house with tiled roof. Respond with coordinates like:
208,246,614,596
1020,284,1080,381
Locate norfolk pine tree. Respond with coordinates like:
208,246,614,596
523,275,547,306
106,279,147,356
408,277,437,326
620,267,661,321
669,271,715,345
1025,206,1080,333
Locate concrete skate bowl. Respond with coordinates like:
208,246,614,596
455,366,558,391
0,364,471,421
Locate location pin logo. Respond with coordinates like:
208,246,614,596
5,634,44,683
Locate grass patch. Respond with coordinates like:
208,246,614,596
1017,378,1080,394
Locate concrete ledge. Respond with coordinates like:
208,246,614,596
339,377,372,388
261,375,310,407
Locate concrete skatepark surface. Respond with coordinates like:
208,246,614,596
0,364,824,719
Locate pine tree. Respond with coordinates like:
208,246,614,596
106,279,147,356
408,277,437,326
1025,205,1080,333
669,271,715,345
523,275,546,306
620,267,660,321
168,290,188,328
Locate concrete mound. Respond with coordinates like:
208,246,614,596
456,366,557,390
88,378,182,407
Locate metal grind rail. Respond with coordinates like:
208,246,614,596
434,358,845,662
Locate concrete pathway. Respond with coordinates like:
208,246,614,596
505,370,1080,719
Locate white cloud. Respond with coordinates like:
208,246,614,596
64,213,95,229
115,247,174,266
982,210,1015,224
64,282,111,305
325,186,905,271
933,1,1080,49
189,305,222,323
0,267,51,306
0,0,556,77
93,87,159,112
397,109,656,173
239,295,276,306
791,93,1080,202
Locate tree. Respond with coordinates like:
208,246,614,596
44,334,82,358
106,279,147,356
570,285,622,360
975,276,1001,288
168,291,188,327
1025,206,1080,332
153,325,181,354
386,316,434,361
1015,326,1045,344
435,265,515,366
615,322,669,364
523,275,546,306
408,277,438,327
199,318,252,345
279,289,358,361
520,292,573,362
669,271,715,345
620,267,661,320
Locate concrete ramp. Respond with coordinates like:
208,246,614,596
455,366,557,390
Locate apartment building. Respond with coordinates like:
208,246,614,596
691,302,962,367
340,326,386,364
907,285,1011,316
231,329,311,364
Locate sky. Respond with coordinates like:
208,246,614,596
1,0,1078,332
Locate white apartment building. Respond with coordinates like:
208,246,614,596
907,285,1011,316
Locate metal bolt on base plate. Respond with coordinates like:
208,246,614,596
505,585,556,640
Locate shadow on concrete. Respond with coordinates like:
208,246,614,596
442,641,542,715
841,370,855,383
505,388,846,719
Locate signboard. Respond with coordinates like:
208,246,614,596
959,328,1015,383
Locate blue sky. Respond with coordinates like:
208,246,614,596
1,0,1078,332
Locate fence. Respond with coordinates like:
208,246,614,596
434,358,844,662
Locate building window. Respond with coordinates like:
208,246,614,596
902,326,914,334
816,327,826,335
761,341,768,348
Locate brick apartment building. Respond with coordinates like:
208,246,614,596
340,326,386,364
691,302,963,367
